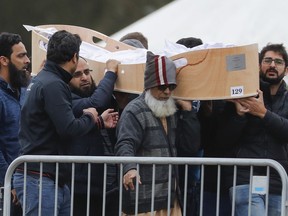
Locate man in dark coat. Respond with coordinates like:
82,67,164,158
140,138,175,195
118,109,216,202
227,43,288,216
13,30,118,216
67,56,120,216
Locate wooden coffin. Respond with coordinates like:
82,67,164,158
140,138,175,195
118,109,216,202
31,24,135,75
171,44,259,100
31,25,259,100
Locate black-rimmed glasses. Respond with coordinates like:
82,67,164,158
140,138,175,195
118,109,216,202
262,57,284,66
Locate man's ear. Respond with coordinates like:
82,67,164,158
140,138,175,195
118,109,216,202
72,53,78,64
0,56,9,66
285,66,288,76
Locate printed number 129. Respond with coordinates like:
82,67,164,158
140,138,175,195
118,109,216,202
231,86,244,97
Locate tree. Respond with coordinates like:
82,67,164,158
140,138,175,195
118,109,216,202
0,0,173,55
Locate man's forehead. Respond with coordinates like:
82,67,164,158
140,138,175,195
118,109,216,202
12,42,27,55
76,58,89,69
264,51,283,58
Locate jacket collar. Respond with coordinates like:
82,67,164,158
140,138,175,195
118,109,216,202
43,60,73,84
0,77,20,99
260,78,287,97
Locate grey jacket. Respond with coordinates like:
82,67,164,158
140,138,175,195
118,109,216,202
115,92,200,214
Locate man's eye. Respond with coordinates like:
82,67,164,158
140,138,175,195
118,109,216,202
264,58,272,63
275,59,284,65
73,72,82,77
83,69,91,75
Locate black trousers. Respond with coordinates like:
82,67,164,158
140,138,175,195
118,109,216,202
72,189,119,216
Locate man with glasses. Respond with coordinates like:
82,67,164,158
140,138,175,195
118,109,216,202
67,56,120,216
224,43,288,216
115,51,200,215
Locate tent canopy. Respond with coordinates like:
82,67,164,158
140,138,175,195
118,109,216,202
110,0,288,52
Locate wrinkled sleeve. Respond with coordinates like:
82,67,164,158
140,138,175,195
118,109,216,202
0,103,8,185
72,71,117,116
262,110,288,141
0,149,8,186
115,110,143,174
43,81,95,138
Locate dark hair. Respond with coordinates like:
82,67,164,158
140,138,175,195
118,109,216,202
121,39,145,49
0,32,22,58
47,30,82,64
120,32,148,49
176,37,203,48
259,43,288,67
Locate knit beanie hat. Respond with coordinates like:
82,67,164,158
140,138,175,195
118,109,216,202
144,51,177,90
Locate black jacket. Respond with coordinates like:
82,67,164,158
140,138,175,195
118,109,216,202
225,80,288,194
65,71,118,194
19,60,95,179
200,100,243,192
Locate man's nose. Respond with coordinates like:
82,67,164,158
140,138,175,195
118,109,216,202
163,88,172,94
270,60,276,67
80,73,88,80
25,56,30,64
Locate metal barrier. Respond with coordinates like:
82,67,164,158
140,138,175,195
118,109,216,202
3,156,288,216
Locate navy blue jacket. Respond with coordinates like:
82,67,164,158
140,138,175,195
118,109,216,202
19,61,96,179
65,71,118,194
0,78,26,185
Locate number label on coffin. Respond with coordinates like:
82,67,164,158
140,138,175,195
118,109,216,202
231,86,244,97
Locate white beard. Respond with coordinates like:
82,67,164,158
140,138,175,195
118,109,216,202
144,90,177,118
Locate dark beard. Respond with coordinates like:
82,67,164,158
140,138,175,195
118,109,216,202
260,69,285,85
8,62,30,88
70,81,97,98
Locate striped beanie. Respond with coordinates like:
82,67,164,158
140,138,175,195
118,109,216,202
144,51,177,90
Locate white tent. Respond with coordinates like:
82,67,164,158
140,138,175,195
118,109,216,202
110,0,288,52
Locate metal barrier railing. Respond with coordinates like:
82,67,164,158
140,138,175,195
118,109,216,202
3,156,288,216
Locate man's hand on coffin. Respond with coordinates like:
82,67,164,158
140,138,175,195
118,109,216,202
106,59,120,74
228,90,266,118
235,89,266,118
